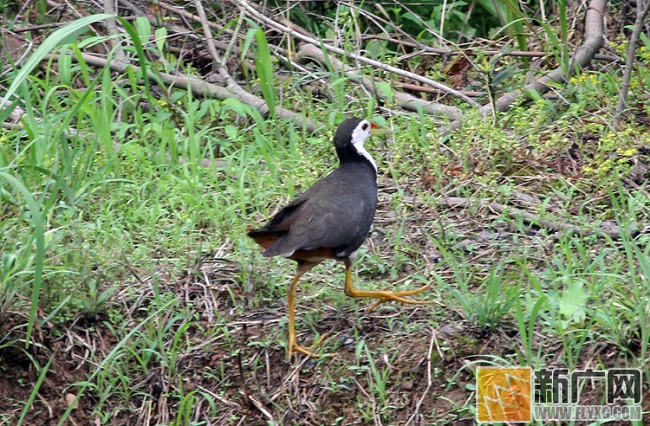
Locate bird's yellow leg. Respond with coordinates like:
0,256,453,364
343,266,433,312
287,271,330,358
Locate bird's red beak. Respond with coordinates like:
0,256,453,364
370,123,392,136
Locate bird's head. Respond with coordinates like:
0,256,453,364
334,118,389,171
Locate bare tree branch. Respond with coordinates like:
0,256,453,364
613,0,650,127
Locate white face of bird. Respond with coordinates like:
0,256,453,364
350,119,372,148
350,119,377,173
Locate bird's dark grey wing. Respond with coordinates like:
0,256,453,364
257,165,377,258
268,191,373,257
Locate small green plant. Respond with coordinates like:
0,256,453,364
435,241,519,332
364,344,391,409
453,263,520,333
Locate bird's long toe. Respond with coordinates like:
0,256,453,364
289,333,332,358
361,284,434,312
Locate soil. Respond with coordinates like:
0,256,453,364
2,301,649,425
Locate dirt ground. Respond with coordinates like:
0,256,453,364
2,296,649,425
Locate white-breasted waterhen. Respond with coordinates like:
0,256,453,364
248,117,432,357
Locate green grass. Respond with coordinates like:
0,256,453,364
1,11,650,426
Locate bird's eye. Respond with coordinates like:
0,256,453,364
362,123,369,131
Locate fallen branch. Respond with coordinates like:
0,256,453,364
297,44,462,120
51,52,322,132
429,196,635,240
394,81,484,98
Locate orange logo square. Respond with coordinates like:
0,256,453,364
477,367,532,423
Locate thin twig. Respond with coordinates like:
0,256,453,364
395,81,484,98
355,34,620,62
11,22,67,32
11,0,33,25
405,328,436,426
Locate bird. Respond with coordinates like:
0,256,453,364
247,117,432,357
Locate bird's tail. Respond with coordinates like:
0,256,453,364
247,228,282,252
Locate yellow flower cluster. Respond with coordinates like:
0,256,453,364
583,158,614,176
569,73,598,85
638,45,650,62
583,132,638,177
609,40,628,56
617,147,637,157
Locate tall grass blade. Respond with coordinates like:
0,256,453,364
475,0,528,52
243,27,276,116
17,355,53,426
0,172,45,346
496,0,528,52
0,14,112,112
115,16,152,98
